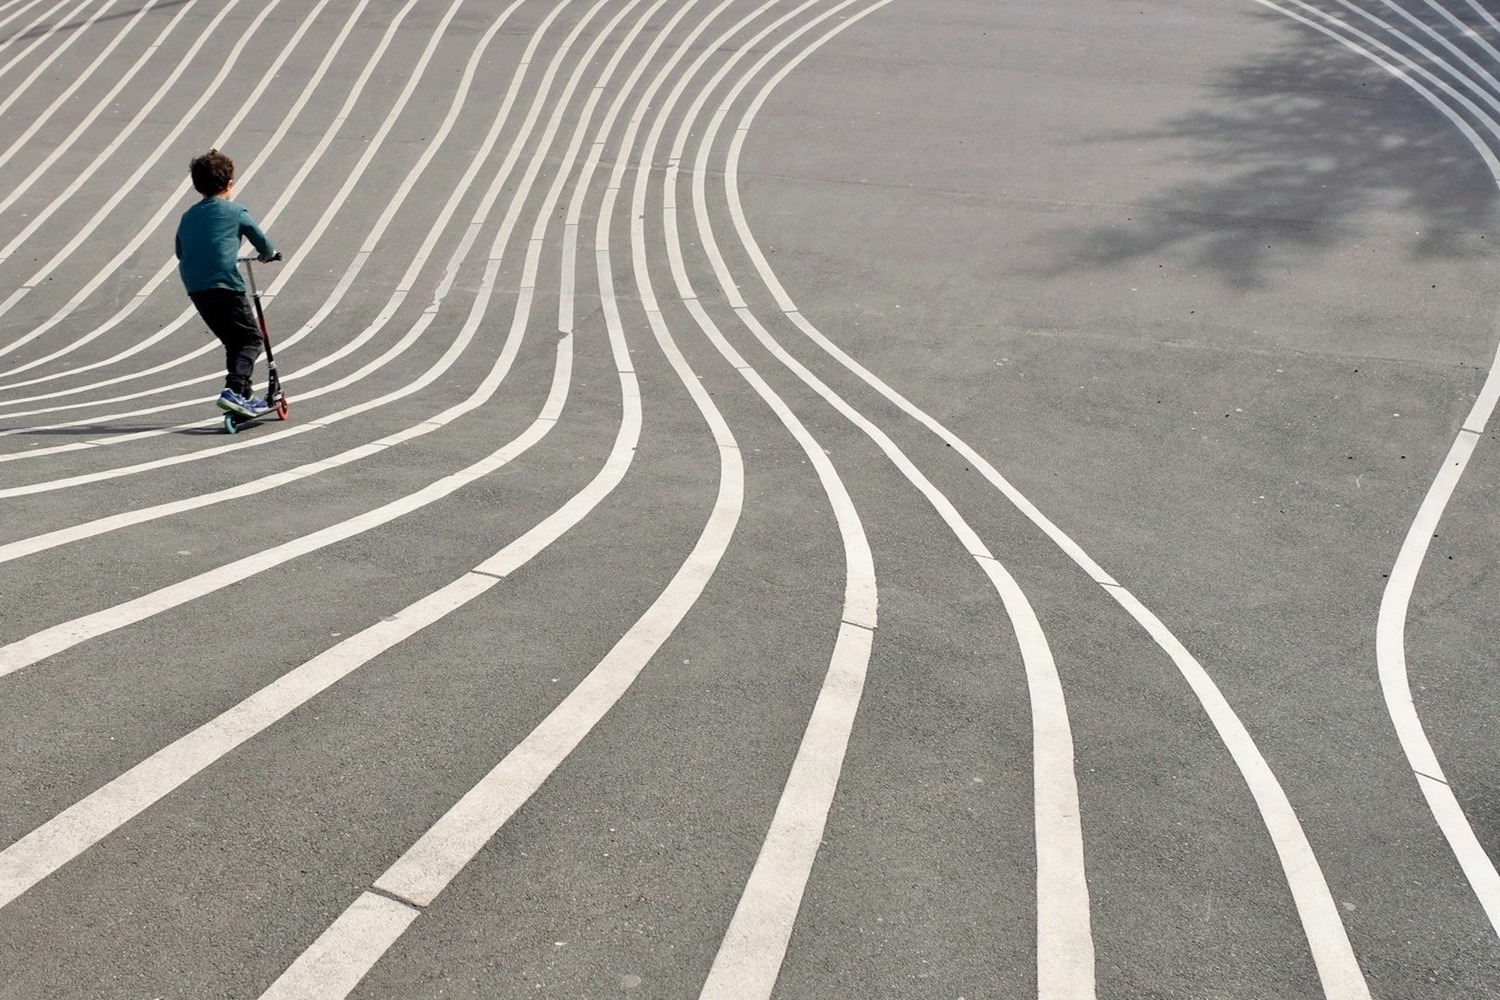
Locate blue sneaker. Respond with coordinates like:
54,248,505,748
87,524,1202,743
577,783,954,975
216,388,248,415
215,388,266,417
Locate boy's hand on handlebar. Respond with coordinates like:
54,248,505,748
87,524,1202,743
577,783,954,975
260,251,282,263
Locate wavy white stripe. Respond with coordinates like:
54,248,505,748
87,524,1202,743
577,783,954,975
1253,0,1500,940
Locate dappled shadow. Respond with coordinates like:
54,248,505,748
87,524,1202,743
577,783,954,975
1036,2,1500,288
0,0,191,47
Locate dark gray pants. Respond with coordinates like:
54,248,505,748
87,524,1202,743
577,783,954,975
190,289,262,396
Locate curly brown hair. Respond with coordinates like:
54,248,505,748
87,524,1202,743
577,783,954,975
189,149,234,197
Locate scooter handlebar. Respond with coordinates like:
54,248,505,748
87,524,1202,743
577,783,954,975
237,252,282,263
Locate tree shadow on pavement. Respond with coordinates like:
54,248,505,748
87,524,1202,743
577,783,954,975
1035,6,1500,289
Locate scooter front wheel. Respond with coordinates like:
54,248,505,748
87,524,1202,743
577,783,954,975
275,397,289,420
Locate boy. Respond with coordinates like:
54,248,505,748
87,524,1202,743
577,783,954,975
175,149,280,417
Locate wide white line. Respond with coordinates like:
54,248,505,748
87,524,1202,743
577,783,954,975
0,336,571,911
259,2,765,991
681,3,1091,995
0,0,611,500
0,0,661,663
1259,0,1500,945
699,620,873,995
373,444,739,907
715,3,1380,996
258,893,420,1000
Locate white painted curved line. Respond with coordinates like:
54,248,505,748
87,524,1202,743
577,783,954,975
0,0,98,92
0,0,523,400
1252,0,1500,939
1326,0,1500,110
674,4,1092,995
0,0,608,491
262,432,739,999
0,0,449,382
1461,0,1500,39
0,333,575,913
0,0,360,386
641,7,904,998
258,3,809,992
1413,0,1500,68
0,0,63,49
0,0,697,917
0,0,654,661
716,3,1377,997
0,0,581,431
0,0,604,543
0,0,271,358
0,0,172,183
0,0,614,429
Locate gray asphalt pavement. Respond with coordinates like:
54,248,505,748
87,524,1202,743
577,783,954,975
1,0,1499,997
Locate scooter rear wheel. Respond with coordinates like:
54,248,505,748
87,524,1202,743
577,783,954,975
223,412,239,434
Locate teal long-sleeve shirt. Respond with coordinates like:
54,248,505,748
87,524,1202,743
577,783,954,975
175,196,275,294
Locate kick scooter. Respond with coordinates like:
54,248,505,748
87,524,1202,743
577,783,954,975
223,252,288,433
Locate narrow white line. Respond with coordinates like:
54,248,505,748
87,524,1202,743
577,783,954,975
1463,0,1500,40
0,0,687,922
0,0,266,275
0,0,98,91
1377,427,1500,928
0,0,593,424
0,0,610,501
0,326,568,679
0,0,437,377
1417,0,1500,68
258,4,759,991
698,622,873,998
0,0,166,182
1259,0,1500,946
1346,0,1500,103
683,3,1092,994
0,0,269,359
0,0,60,52
0,0,362,387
